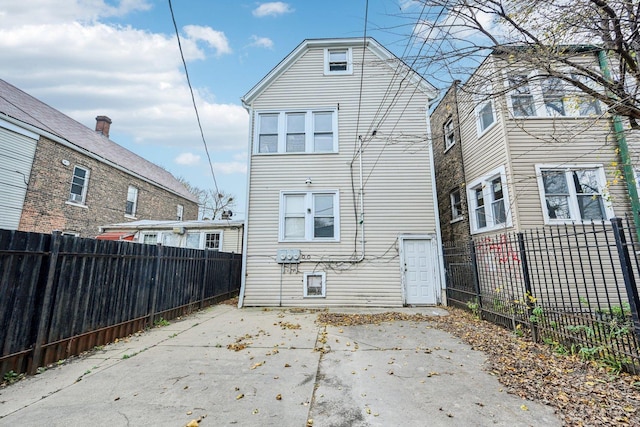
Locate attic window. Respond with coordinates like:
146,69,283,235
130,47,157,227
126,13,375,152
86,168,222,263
325,48,352,75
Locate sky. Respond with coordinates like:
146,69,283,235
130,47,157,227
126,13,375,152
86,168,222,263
0,0,433,220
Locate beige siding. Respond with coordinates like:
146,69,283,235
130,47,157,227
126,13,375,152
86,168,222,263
221,227,243,253
243,45,438,306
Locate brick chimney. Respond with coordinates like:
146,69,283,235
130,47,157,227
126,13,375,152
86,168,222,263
95,116,112,137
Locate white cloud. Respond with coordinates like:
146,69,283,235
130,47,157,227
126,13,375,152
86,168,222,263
252,2,293,18
249,35,274,49
213,161,247,175
183,25,232,57
175,152,201,165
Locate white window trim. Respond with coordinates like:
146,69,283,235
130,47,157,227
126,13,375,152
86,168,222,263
504,70,603,119
69,165,90,205
254,108,339,155
279,190,340,242
303,271,326,298
450,189,464,222
535,164,614,225
125,185,138,218
467,166,512,234
444,118,455,152
177,204,184,221
203,231,222,250
474,93,497,137
141,232,160,245
324,48,353,75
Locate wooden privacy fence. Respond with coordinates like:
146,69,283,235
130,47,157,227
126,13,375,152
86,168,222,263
0,229,242,377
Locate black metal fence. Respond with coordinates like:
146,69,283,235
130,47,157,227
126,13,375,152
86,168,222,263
444,217,640,373
0,229,242,377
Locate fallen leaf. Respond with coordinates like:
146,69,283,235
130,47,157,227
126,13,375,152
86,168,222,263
521,404,529,411
236,394,244,400
276,394,282,400
185,420,199,427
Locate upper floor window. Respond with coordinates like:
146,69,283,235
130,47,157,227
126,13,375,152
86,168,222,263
256,109,338,154
125,186,138,217
325,48,352,75
475,85,496,136
444,118,455,151
536,164,612,224
506,72,602,118
177,204,184,221
467,166,512,233
69,166,89,204
280,191,340,242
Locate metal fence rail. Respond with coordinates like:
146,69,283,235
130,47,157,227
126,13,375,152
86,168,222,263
444,217,640,373
0,230,242,377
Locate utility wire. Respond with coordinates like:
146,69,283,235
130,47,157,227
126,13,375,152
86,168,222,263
167,0,222,212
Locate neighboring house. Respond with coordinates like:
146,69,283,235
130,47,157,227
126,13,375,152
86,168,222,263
0,79,199,237
239,37,443,307
431,48,639,246
97,219,244,253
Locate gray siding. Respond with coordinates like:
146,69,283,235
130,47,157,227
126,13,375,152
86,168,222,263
0,126,37,230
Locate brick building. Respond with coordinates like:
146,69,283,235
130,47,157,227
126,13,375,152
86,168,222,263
0,79,198,237
430,81,470,245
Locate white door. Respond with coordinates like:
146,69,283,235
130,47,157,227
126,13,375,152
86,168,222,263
401,238,437,305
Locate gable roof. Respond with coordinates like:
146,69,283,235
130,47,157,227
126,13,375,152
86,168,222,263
0,79,198,203
241,37,438,107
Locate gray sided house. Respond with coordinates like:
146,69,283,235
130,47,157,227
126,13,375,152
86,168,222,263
0,79,199,237
98,219,244,253
239,37,444,307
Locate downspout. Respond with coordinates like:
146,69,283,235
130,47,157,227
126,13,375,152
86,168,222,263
597,50,640,242
426,98,447,305
237,103,253,308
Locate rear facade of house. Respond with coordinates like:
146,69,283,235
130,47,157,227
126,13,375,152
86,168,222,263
240,38,444,307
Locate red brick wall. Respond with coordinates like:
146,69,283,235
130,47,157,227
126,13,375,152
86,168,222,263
19,137,198,237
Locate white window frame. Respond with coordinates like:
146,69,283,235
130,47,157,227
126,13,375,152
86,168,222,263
475,86,497,136
177,204,184,221
141,232,159,245
535,164,613,225
303,271,326,298
444,118,455,151
279,190,340,242
505,71,603,118
467,166,512,234
125,185,138,218
255,109,338,154
68,165,90,205
204,231,221,250
324,48,352,75
450,188,463,222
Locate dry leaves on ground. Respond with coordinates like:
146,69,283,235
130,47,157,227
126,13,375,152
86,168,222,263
318,308,640,426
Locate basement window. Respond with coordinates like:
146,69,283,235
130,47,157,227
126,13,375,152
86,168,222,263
304,272,326,298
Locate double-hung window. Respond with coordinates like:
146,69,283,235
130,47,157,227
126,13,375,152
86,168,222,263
467,166,511,233
69,166,89,204
542,77,566,116
536,165,612,224
280,191,339,242
125,186,138,217
508,74,536,117
325,48,352,74
450,188,463,221
444,118,455,151
475,85,496,135
177,204,184,221
256,109,338,154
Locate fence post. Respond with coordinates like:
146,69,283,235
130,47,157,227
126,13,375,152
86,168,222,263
148,243,163,327
517,232,537,342
469,239,483,318
199,249,210,309
611,218,640,344
30,231,62,374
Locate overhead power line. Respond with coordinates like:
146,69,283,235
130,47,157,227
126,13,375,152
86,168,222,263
167,0,222,211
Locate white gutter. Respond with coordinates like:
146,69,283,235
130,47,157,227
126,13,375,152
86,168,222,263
237,106,253,308
0,113,198,204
